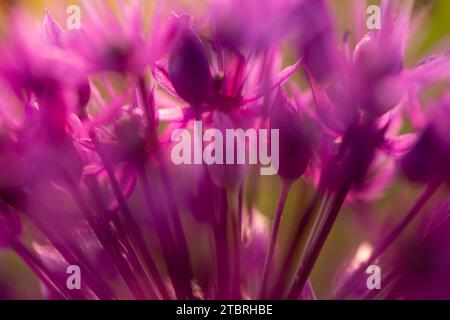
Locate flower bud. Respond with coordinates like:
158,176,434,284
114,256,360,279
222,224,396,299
270,92,312,181
42,10,65,47
169,26,212,106
401,100,450,184
353,33,404,117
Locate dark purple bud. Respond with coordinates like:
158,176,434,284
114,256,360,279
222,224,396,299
401,100,450,184
169,27,212,107
270,91,312,181
400,126,450,184
342,122,384,188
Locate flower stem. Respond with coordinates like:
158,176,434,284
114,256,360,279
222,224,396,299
90,133,170,299
66,176,151,299
337,181,440,299
260,180,292,299
287,180,352,299
228,187,242,298
84,177,159,299
214,188,229,299
156,156,195,297
271,190,321,298
15,194,115,300
136,76,192,299
138,167,191,299
137,77,157,139
11,240,75,300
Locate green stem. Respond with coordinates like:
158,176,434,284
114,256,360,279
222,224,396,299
260,180,292,298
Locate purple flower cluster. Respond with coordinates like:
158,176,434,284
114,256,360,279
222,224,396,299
0,0,449,300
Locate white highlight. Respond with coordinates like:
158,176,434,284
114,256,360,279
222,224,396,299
350,242,373,271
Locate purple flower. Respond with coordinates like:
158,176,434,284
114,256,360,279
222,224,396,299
0,0,449,301
270,90,312,182
168,16,212,108
401,97,450,184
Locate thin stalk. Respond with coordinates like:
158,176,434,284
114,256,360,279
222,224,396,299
66,176,149,299
84,178,159,299
137,77,158,146
135,77,178,299
271,191,321,298
156,157,195,299
214,188,229,299
300,193,333,261
138,168,190,299
238,184,243,226
337,182,440,299
90,133,170,299
246,167,260,223
228,187,242,298
11,240,74,300
87,177,162,298
287,180,352,299
260,181,292,298
14,194,115,300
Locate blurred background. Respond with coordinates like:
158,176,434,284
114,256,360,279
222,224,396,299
0,0,449,299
